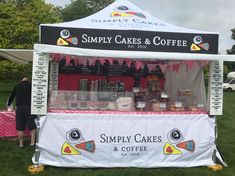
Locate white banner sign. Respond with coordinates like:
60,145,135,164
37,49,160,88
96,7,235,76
209,61,223,115
31,52,49,115
34,113,216,168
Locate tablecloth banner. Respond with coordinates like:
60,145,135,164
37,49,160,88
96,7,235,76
35,113,216,167
0,111,30,137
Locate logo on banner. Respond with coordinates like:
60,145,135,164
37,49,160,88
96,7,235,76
190,35,209,51
57,29,78,46
61,128,95,155
163,129,195,155
111,5,146,18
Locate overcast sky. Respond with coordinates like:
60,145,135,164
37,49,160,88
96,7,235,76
45,0,235,53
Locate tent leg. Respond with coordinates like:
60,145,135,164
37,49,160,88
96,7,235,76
28,115,44,174
34,115,40,165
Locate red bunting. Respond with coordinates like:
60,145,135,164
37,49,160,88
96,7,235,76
65,55,71,66
51,56,202,73
172,64,180,72
159,64,168,73
51,54,61,62
126,59,132,67
88,58,96,66
117,58,124,65
78,57,87,65
136,61,143,70
148,64,155,72
99,58,106,65
73,56,79,66
184,61,195,70
108,58,113,65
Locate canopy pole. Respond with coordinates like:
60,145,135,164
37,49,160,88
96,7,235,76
34,115,41,165
28,115,44,174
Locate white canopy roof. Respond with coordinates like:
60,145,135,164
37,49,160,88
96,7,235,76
2,0,234,64
41,0,216,34
37,0,234,61
0,49,33,64
40,0,219,55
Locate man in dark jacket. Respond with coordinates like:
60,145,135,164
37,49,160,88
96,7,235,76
7,77,36,148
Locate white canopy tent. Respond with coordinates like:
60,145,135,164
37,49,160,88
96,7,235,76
31,0,230,168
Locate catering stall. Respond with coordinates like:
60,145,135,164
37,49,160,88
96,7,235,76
31,0,231,168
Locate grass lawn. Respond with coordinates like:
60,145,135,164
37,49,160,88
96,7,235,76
0,82,235,176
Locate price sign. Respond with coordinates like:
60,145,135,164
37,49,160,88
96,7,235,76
31,52,49,115
209,61,223,115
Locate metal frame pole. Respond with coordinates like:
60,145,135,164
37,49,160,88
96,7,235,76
28,115,44,174
34,115,41,166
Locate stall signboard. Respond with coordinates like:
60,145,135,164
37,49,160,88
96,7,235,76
208,61,223,115
41,27,218,54
31,53,49,115
34,113,216,168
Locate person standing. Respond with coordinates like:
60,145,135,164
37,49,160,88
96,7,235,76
7,77,36,148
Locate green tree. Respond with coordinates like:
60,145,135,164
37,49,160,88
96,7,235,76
62,0,114,21
0,0,62,80
0,0,62,49
0,60,31,80
226,28,235,71
227,28,235,54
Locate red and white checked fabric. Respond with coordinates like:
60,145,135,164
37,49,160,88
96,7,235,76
0,111,30,137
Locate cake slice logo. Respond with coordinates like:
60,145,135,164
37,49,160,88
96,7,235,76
111,5,146,18
66,37,78,45
198,43,209,50
75,140,95,153
190,35,209,51
190,43,201,51
164,142,182,155
176,140,195,152
57,29,78,46
57,38,69,46
61,128,96,156
111,11,132,17
62,142,81,155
